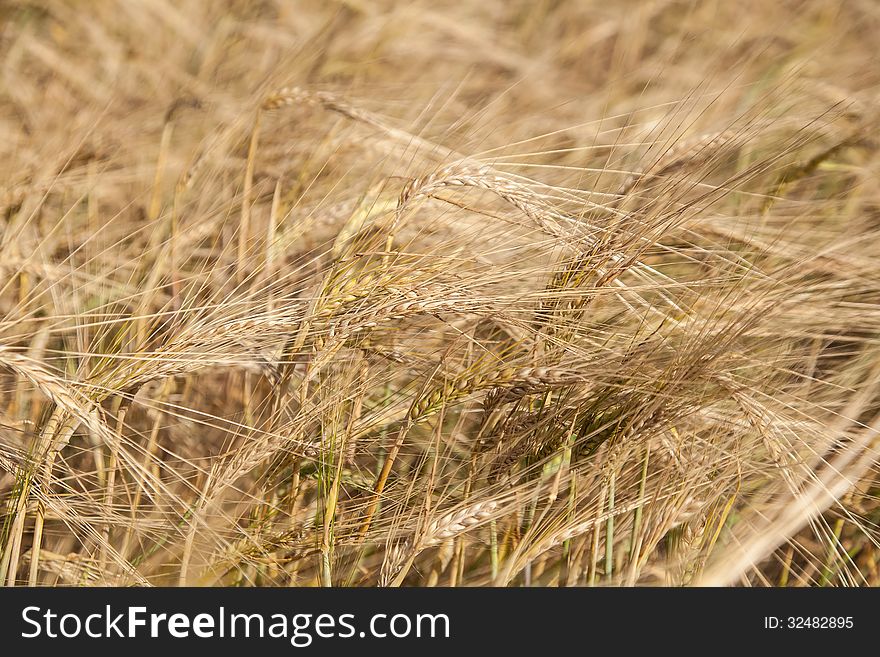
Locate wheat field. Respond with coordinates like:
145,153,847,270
1,0,879,587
